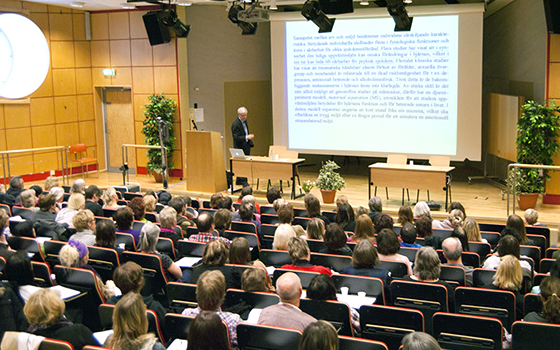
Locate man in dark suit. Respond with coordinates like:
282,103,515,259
231,106,254,155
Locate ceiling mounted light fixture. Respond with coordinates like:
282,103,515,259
301,0,335,33
360,0,369,5
177,0,193,6
120,2,136,8
70,1,85,7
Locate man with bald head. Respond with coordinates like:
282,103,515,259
442,236,473,286
257,272,316,331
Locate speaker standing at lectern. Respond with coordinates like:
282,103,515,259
231,106,255,155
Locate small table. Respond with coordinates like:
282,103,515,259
368,163,454,209
230,157,305,199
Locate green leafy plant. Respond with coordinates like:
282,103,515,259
316,160,345,191
300,180,315,193
514,100,560,193
141,93,176,174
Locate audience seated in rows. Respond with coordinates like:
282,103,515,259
483,234,533,273
55,193,84,226
95,219,122,256
402,332,441,350
442,236,473,286
235,203,261,236
49,187,64,212
305,193,331,225
237,186,260,214
229,237,267,271
400,223,421,248
373,213,394,234
241,266,274,293
115,207,140,244
273,224,296,250
525,276,560,323
84,185,103,217
139,223,183,281
43,176,59,192
335,203,356,233
266,186,282,205
524,208,545,227
367,196,383,223
70,179,85,195
129,197,147,223
102,187,120,210
319,223,352,256
299,320,339,350
191,240,240,289
377,228,413,275
414,201,431,219
349,214,375,244
416,216,442,249
6,176,25,204
168,197,195,233
188,213,231,246
20,190,38,212
306,218,325,240
214,209,233,236
0,210,13,260
489,254,525,316
448,201,466,218
187,311,232,350
5,251,40,303
507,214,534,245
143,194,157,215
397,205,414,226
341,240,392,286
282,236,332,276
463,217,487,243
217,196,240,221
258,272,316,332
158,206,181,246
71,209,96,246
433,209,464,230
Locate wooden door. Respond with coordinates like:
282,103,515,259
104,89,136,173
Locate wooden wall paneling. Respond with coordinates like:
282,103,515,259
49,13,73,41
152,40,176,66
74,41,92,68
133,94,149,121
486,93,521,162
4,104,30,129
0,130,6,151
54,96,78,123
92,69,112,87
72,13,86,41
6,127,32,150
10,155,34,176
109,12,130,40
31,125,56,148
154,66,178,95
48,5,71,13
91,41,111,67
131,39,153,66
23,1,48,12
79,120,96,146
110,40,131,67
91,13,109,40
105,90,135,170
129,11,148,39
93,88,107,170
28,13,50,44
111,68,132,86
134,121,148,168
51,41,76,69
0,104,4,129
52,69,77,96
31,69,54,98
550,34,560,62
76,68,93,94
34,152,59,173
30,98,55,126
56,122,80,148
548,63,560,97
77,94,94,121
132,67,154,93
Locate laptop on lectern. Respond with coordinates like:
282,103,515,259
229,148,246,158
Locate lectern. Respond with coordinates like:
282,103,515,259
186,130,227,193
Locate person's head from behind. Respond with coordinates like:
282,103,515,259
493,254,522,291
188,311,231,350
398,205,414,225
0,209,8,231
368,196,382,214
447,209,465,228
240,185,253,199
415,216,433,238
273,224,296,250
5,251,35,286
13,221,35,237
354,214,374,241
72,209,95,232
139,222,160,253
506,214,527,243
276,272,302,304
96,219,116,247
451,226,469,252
70,179,85,194
335,203,355,225
351,240,379,269
400,223,417,244
497,235,521,259
414,201,431,219
448,202,466,217
10,175,23,190
210,193,224,209
238,203,255,222
103,187,117,205
67,193,85,210
159,207,177,229
304,193,322,218
143,195,157,213
241,267,269,292
217,196,233,211
299,320,339,350
307,218,325,240
413,246,441,281
113,261,145,295
109,292,149,348
401,332,441,350
115,207,134,230
277,203,294,225
550,257,560,279
307,274,337,301
38,194,56,213
267,186,282,204
24,288,65,327
20,189,36,208
463,217,481,242
273,198,288,212
202,240,229,266
197,213,214,234
168,197,186,216
197,270,226,310
85,185,102,201
214,209,232,231
44,176,59,191
287,236,310,263
374,213,394,233
128,197,146,221
376,228,400,255
539,276,560,324
524,208,539,225
323,223,347,251
229,237,251,265
60,239,88,267
442,237,462,263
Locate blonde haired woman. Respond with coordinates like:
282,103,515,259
105,292,165,350
463,217,488,243
55,193,85,226
491,254,525,317
103,187,121,209
24,288,97,350
272,224,297,250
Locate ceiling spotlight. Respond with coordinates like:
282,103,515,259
269,0,277,10
160,9,191,37
301,0,335,33
404,0,412,3
120,2,136,9
177,0,193,6
228,4,258,35
70,1,85,7
387,0,413,31
360,0,369,5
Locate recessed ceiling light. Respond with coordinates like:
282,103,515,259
360,0,369,5
120,2,136,9
177,0,193,6
70,1,85,7
404,0,412,3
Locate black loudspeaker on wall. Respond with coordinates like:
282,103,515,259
544,0,560,34
143,11,171,46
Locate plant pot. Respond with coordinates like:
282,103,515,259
153,173,163,183
518,192,538,210
320,189,337,204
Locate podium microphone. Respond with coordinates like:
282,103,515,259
192,119,198,131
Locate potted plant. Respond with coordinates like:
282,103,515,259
141,93,176,182
300,180,315,194
316,160,345,204
514,100,560,209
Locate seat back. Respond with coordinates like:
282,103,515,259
399,247,419,263
478,223,505,233
306,239,326,253
272,268,320,289
332,275,385,304
387,154,407,164
132,220,145,232
322,211,337,222
144,212,158,223
526,226,550,247
293,208,307,217
389,280,448,334
523,293,542,316
433,312,503,350
237,323,302,350
223,289,280,311
102,208,117,218
469,241,492,258
440,265,466,287
98,303,165,342
433,229,453,241
122,251,167,296
165,313,195,342
454,286,516,329
299,299,354,336
512,321,560,350
438,249,480,268
259,249,291,267
177,240,206,257
7,236,43,256
310,252,351,272
156,237,176,260
31,261,54,287
167,282,198,313
69,143,87,154
377,260,408,278
231,221,257,234
472,268,496,288
44,240,67,268
0,203,12,216
123,192,143,201
87,246,121,282
115,232,137,251
39,338,74,350
360,305,424,350
12,207,34,220
260,214,279,225
428,155,450,167
521,245,541,271
481,231,501,248
339,336,388,350
223,230,260,260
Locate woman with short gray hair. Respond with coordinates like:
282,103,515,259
139,222,183,281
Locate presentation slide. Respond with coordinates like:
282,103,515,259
286,16,458,154
271,5,483,161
